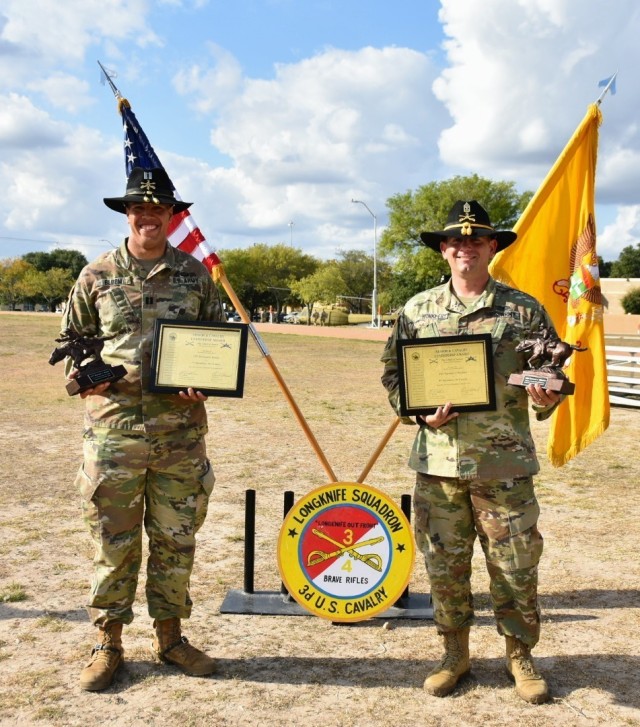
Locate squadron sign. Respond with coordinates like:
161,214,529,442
277,482,414,622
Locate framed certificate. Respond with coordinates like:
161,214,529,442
149,319,248,397
396,334,496,416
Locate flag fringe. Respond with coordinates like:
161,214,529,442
547,415,610,467
210,264,223,284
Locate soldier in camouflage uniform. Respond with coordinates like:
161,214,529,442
381,201,563,704
61,167,225,691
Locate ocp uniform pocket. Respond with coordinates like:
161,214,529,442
491,318,528,377
75,465,102,538
413,476,436,556
506,498,543,571
194,460,216,533
96,287,140,335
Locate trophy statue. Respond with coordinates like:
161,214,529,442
508,325,587,396
49,329,126,396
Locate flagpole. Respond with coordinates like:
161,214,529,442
211,263,338,482
97,60,122,100
596,71,617,105
357,417,400,483
98,62,338,483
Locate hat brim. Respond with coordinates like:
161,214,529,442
103,196,192,214
419,229,517,252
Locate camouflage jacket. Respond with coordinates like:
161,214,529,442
381,277,561,479
61,239,225,434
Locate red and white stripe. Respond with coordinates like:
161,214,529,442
168,209,221,272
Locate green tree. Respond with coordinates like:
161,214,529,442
262,243,319,313
23,249,87,279
331,250,384,313
220,244,319,318
385,248,450,311
621,287,640,314
18,267,75,312
610,244,640,278
289,263,347,320
0,258,34,310
598,256,612,278
334,250,372,312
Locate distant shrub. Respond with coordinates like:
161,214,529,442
621,287,640,314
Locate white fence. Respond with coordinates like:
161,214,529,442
605,339,640,408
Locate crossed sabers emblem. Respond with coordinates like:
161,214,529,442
307,528,384,572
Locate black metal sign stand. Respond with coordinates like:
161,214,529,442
219,489,433,620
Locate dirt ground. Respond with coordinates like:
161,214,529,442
0,313,639,727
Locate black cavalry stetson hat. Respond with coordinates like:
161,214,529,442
103,167,192,214
419,200,517,252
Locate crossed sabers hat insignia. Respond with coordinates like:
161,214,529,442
307,528,384,572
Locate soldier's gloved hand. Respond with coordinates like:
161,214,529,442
419,401,459,429
178,387,208,402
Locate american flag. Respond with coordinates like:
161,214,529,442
120,100,220,272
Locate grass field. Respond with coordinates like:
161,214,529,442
0,312,638,726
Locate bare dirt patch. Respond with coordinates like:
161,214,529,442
0,312,638,726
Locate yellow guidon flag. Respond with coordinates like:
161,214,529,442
490,103,610,466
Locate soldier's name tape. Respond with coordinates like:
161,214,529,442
277,482,414,622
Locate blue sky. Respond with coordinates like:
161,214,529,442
0,0,638,263
93,0,444,165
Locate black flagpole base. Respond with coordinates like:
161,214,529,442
219,589,433,620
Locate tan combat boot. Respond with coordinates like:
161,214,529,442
505,635,549,704
423,627,471,697
79,622,124,691
152,618,216,676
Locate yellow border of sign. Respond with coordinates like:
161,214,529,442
277,481,415,622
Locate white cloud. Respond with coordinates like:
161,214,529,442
0,116,122,238
0,94,67,149
27,74,94,114
172,43,245,114
174,45,446,257
599,205,640,261
430,0,640,265
4,171,67,229
0,0,160,88
597,144,640,205
434,0,640,191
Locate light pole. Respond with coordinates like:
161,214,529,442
288,220,294,246
351,199,378,328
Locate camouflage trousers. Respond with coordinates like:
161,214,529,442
76,427,215,627
414,472,543,647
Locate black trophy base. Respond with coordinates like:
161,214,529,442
66,364,127,396
508,371,575,395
